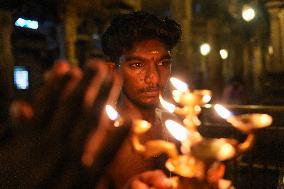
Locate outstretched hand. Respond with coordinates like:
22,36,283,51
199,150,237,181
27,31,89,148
0,61,129,188
126,170,173,189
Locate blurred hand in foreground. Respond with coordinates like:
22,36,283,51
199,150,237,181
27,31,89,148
0,60,129,188
126,170,173,189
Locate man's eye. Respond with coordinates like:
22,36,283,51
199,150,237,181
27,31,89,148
157,59,172,66
130,62,144,69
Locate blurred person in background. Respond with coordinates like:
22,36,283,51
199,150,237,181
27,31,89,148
222,76,248,105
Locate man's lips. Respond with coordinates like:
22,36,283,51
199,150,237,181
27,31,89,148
141,90,160,97
137,86,161,97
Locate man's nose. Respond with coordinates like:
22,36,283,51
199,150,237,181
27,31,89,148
145,64,159,84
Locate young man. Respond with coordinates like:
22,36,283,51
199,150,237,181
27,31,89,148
98,11,182,189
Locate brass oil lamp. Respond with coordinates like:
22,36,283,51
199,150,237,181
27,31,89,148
105,77,273,189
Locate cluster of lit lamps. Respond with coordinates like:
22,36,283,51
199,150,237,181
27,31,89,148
106,77,272,189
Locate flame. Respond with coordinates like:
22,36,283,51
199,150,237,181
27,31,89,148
260,114,272,125
214,104,232,119
202,94,211,103
159,95,176,113
165,120,189,142
105,104,119,121
170,77,188,92
172,90,183,102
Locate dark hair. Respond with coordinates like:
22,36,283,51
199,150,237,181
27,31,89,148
101,11,182,62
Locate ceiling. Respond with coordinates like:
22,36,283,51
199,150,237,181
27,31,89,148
0,0,172,21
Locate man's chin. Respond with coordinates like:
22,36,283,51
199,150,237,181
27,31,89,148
125,93,160,109
135,99,159,109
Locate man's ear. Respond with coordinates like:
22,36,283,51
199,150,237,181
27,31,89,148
107,63,117,71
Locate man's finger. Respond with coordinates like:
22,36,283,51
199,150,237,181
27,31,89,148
33,62,71,129
59,67,83,103
139,170,172,189
81,72,123,167
129,178,149,189
43,63,98,140
82,121,130,186
10,101,34,121
9,101,34,133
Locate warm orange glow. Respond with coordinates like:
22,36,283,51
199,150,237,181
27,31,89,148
194,105,201,113
227,113,273,132
217,142,235,161
132,120,151,134
159,95,176,113
173,91,195,105
214,104,232,119
170,77,188,92
105,104,119,121
144,140,178,158
165,120,189,142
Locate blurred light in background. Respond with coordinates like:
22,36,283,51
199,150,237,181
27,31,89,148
200,43,211,56
220,49,229,60
92,33,100,40
268,45,274,55
14,66,29,90
15,18,39,29
242,4,255,22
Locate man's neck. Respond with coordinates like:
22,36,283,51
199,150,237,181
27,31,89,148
119,98,157,125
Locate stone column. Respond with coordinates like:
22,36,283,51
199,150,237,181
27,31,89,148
63,3,79,66
170,0,193,82
252,46,264,94
0,10,14,122
228,35,244,79
266,0,284,72
56,24,66,60
123,0,141,10
207,18,223,96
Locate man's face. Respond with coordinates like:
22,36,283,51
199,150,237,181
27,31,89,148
119,39,172,108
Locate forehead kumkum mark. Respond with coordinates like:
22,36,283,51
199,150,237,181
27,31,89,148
150,50,160,54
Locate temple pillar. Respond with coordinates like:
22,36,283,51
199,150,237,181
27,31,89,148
170,0,193,82
206,18,223,96
63,3,79,66
0,10,14,122
266,0,284,72
123,0,141,10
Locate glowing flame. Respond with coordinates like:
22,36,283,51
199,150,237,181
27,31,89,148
105,105,119,121
202,94,211,103
165,120,189,142
159,95,176,113
172,90,183,102
260,114,272,125
214,104,232,119
170,77,188,92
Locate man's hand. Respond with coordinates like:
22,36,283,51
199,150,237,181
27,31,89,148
0,60,129,188
126,170,173,189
